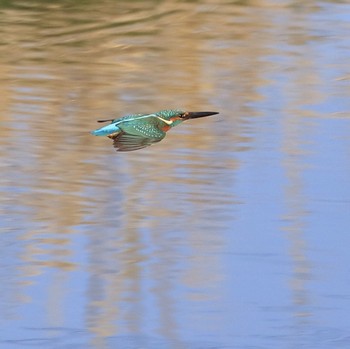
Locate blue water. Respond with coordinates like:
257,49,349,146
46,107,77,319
1,1,350,348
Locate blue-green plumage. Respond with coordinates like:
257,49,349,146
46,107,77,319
91,109,218,152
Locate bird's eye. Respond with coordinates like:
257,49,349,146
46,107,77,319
179,113,187,118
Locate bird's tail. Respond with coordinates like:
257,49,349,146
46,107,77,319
91,123,121,136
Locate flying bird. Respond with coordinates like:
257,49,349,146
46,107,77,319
91,109,219,152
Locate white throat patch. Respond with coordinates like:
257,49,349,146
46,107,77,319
156,116,173,125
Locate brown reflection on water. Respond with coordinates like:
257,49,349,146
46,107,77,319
282,118,312,319
0,0,269,335
280,45,321,326
0,0,248,298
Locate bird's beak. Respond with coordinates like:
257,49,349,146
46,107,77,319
186,111,219,119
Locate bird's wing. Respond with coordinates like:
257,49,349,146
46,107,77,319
110,123,166,152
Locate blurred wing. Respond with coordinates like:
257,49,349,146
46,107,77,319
110,133,154,152
110,126,166,152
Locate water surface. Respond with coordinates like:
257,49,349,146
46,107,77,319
1,1,350,348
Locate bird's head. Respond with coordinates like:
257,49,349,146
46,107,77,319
156,109,219,127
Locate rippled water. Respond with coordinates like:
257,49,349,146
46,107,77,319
1,1,350,348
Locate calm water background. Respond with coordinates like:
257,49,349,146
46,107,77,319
1,1,350,348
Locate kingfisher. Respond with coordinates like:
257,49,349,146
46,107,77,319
91,109,219,152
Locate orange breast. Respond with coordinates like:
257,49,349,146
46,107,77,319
162,125,171,132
